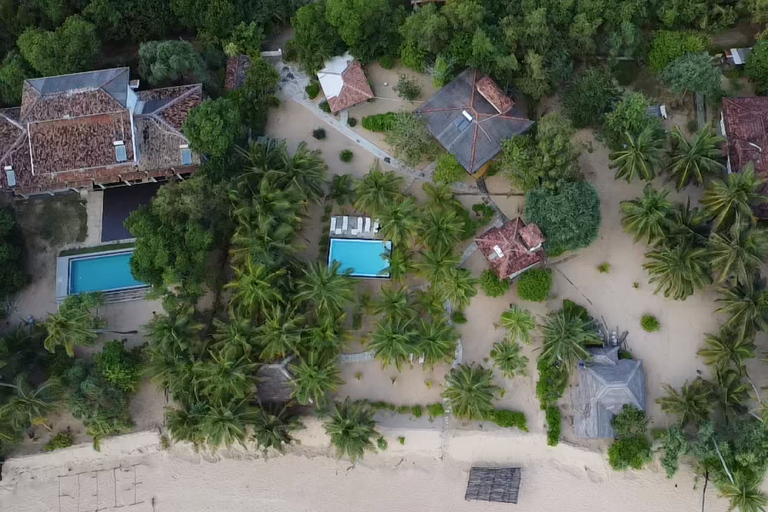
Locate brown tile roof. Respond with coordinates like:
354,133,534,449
225,55,252,91
475,76,514,114
324,61,373,114
476,218,545,279
722,97,768,217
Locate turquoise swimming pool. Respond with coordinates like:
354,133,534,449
328,239,392,278
69,251,146,294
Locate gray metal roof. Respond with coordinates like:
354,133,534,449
465,467,521,504
27,68,130,106
416,68,533,174
574,347,646,438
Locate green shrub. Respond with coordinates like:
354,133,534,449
517,269,552,302
563,68,620,128
396,405,412,415
545,406,561,446
340,149,354,162
608,437,652,470
641,315,660,332
395,74,421,101
319,100,331,113
397,436,405,445
618,349,633,360
380,56,395,69
305,82,320,99
612,404,648,439
648,31,708,75
746,40,768,95
451,311,467,324
94,340,143,393
411,405,423,418
312,128,326,140
426,402,445,419
347,117,357,127
536,358,568,408
597,262,611,273
489,409,528,431
362,112,397,131
434,154,466,183
480,269,510,297
45,430,74,451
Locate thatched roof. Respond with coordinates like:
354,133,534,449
465,467,521,504
256,360,294,404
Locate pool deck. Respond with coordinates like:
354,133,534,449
55,246,148,303
329,215,379,239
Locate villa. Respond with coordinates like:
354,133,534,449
573,346,646,439
317,53,374,114
416,69,533,176
476,218,545,280
0,67,202,197
720,97,768,217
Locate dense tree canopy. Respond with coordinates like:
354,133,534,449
17,15,100,76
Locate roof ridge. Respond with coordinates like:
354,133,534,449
26,67,131,91
27,109,128,125
0,110,25,132
147,114,187,140
99,68,130,95
149,85,199,116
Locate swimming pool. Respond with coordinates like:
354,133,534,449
328,239,392,278
68,250,146,294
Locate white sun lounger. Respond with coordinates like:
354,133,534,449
373,220,380,233
364,217,371,234
350,217,362,236
418,354,425,365
342,216,349,233
330,217,337,233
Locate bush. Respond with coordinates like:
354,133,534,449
312,128,326,140
648,31,708,75
340,149,354,162
746,40,768,95
394,74,421,101
517,269,552,302
563,68,620,128
545,406,561,446
480,269,510,297
380,56,395,69
411,405,423,418
305,82,320,99
434,154,466,184
641,314,660,332
384,112,439,166
536,358,568,408
347,117,357,127
525,181,601,256
489,409,528,431
597,262,611,273
319,100,331,113
426,402,445,419
94,340,143,393
451,311,467,324
45,430,74,451
608,437,652,470
603,92,662,151
397,436,405,445
362,112,397,132
0,207,28,299
612,404,648,439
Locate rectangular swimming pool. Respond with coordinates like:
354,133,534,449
69,250,146,294
328,239,392,278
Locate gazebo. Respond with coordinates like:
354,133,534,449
465,467,522,504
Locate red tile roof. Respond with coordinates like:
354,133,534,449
476,218,545,279
324,61,373,114
722,97,768,217
225,55,252,91
475,76,514,114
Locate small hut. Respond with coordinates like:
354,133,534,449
465,467,522,504
255,358,294,404
476,218,545,280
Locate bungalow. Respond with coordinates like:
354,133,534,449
476,218,545,280
416,69,533,176
317,53,374,114
0,67,202,197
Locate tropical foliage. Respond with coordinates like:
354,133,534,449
666,126,725,190
325,398,383,462
442,365,499,421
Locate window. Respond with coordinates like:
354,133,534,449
4,165,15,187
180,144,192,165
114,141,127,163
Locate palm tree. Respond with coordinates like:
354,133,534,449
0,377,60,431
698,328,756,370
418,206,464,251
242,140,328,202
490,341,529,379
353,167,404,215
378,196,419,245
709,220,768,285
701,162,766,230
329,173,355,206
417,246,460,284
382,246,416,281
289,352,344,406
369,317,418,370
716,279,768,341
422,181,457,208
499,306,536,344
44,292,110,356
416,318,458,368
437,267,478,310
295,261,355,321
251,404,304,454
656,379,713,426
666,125,725,190
146,303,203,359
305,317,348,357
324,398,382,462
610,127,665,183
666,198,710,246
255,306,305,362
225,260,285,317
193,354,258,406
643,242,711,300
211,317,257,361
540,307,598,370
719,471,768,512
620,184,674,245
374,286,416,323
166,402,208,448
713,367,749,418
442,364,499,420
201,399,261,450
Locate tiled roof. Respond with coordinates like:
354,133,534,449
0,69,202,195
475,75,514,114
722,97,768,217
320,59,373,113
225,55,253,91
416,69,533,174
476,218,545,279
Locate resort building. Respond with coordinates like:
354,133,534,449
720,97,768,217
573,346,646,439
317,53,374,114
0,67,202,197
416,69,533,176
476,218,545,280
